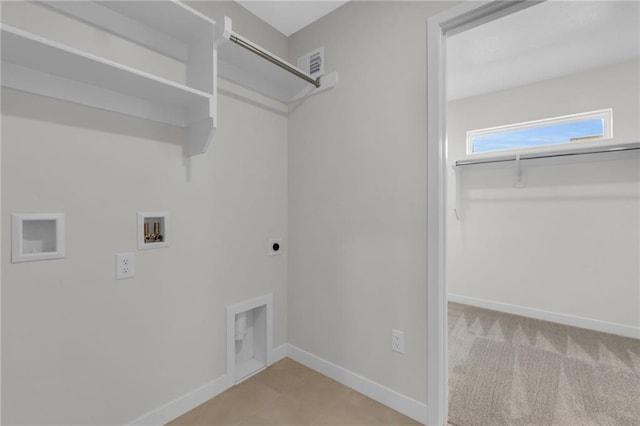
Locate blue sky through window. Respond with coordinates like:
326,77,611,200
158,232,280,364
472,119,604,153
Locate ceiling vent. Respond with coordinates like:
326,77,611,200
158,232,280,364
297,47,324,79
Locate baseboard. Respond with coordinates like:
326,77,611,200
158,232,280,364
286,344,427,425
271,343,288,363
127,374,228,426
127,343,295,425
128,343,427,425
449,293,640,339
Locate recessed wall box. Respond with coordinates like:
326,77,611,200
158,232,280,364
226,294,273,385
138,212,169,250
12,213,65,263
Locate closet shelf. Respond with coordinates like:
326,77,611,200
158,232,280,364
216,16,338,104
1,26,213,108
1,0,217,157
39,1,216,63
453,141,640,167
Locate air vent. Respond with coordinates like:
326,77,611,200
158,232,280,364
297,47,324,79
309,51,321,74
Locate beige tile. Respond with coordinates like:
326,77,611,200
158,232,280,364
239,394,322,425
287,370,352,407
166,403,205,426
311,401,385,425
167,358,422,426
168,380,280,426
340,390,422,425
247,360,318,394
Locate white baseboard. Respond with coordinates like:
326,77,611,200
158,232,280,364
127,343,428,425
286,344,427,425
271,343,288,363
449,293,640,339
127,374,228,426
126,343,301,425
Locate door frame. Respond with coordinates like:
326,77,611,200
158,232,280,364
425,2,545,425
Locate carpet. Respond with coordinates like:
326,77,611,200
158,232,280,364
448,302,640,425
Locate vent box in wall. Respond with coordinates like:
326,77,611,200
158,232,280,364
227,294,273,385
11,213,65,263
297,47,324,79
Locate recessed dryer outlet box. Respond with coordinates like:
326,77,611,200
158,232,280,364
227,294,273,386
268,238,282,256
138,212,169,250
11,213,65,263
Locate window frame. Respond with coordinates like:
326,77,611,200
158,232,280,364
465,108,613,156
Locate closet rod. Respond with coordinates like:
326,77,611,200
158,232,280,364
455,143,640,167
229,34,321,88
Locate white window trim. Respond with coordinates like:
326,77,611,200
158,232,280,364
465,108,613,156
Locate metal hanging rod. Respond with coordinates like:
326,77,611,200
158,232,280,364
454,143,640,167
229,34,321,88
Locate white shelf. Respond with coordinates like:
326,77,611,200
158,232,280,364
216,17,337,104
96,1,215,47
2,26,211,108
453,141,640,167
42,1,215,62
1,1,217,157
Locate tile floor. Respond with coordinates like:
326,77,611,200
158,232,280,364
168,358,423,425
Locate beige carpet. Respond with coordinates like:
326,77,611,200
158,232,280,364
448,302,640,426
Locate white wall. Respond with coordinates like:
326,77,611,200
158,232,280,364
10,1,635,424
287,1,454,404
447,60,640,333
1,3,288,424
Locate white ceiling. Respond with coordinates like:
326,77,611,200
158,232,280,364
235,1,349,36
447,0,640,100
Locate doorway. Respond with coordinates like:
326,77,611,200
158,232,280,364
427,1,640,425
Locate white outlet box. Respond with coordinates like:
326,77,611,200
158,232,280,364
11,213,65,263
392,329,405,353
116,252,135,280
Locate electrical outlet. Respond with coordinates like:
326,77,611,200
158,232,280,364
116,252,135,280
392,329,405,353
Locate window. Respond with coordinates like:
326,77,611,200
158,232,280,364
467,109,613,154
